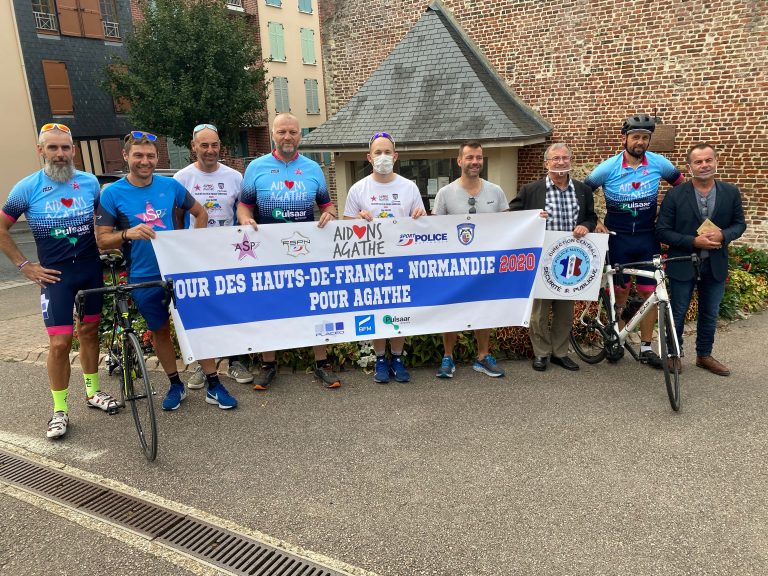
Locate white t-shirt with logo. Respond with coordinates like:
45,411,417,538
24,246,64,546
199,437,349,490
174,162,243,228
343,174,425,219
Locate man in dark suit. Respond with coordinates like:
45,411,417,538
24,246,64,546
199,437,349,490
656,143,746,376
510,143,597,371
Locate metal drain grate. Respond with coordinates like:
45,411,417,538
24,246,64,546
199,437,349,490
0,449,343,576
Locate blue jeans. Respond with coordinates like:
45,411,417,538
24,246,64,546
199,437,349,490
668,258,725,357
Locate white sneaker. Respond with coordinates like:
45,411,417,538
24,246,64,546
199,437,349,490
187,365,206,389
47,411,69,439
227,360,254,384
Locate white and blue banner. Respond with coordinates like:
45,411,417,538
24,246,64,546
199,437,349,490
533,231,610,300
152,211,546,362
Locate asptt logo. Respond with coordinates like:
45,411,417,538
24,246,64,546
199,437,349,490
281,231,310,257
457,223,475,245
135,201,167,228
232,232,259,261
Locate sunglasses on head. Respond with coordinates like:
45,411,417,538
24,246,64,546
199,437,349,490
124,130,157,143
193,123,218,134
369,132,395,146
39,123,71,136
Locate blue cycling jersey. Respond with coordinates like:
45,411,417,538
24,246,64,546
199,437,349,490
2,170,100,266
241,151,332,224
585,151,683,234
97,175,194,279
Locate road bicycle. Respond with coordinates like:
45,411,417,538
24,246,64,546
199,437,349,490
76,253,174,461
570,253,699,411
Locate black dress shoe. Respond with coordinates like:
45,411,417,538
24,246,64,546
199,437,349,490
550,356,579,371
532,356,548,371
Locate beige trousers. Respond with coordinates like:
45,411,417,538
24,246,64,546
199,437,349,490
528,298,575,358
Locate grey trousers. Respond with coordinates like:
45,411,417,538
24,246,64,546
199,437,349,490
529,298,575,358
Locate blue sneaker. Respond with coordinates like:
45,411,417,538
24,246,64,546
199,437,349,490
436,356,456,378
390,356,410,382
374,357,390,384
473,354,505,377
162,383,186,411
205,383,238,409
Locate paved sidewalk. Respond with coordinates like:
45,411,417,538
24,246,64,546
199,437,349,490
0,283,194,374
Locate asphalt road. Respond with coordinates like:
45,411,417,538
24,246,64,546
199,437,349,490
0,311,766,575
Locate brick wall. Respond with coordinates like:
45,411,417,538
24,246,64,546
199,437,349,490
319,0,767,246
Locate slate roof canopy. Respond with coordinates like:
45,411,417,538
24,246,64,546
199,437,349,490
301,0,551,151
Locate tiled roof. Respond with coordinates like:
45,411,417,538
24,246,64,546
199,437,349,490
302,0,551,150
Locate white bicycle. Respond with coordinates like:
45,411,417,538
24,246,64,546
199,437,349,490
570,253,699,412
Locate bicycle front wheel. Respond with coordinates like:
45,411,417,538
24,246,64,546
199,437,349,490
659,302,681,412
123,332,158,460
570,292,610,364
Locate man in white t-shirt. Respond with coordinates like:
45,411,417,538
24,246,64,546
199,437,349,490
173,124,254,387
344,132,426,384
432,140,507,379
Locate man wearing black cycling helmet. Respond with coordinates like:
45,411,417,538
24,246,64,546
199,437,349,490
585,114,684,369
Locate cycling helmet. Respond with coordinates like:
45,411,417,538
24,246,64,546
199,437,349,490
621,114,656,134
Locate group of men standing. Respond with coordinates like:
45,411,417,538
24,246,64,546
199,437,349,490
0,113,746,440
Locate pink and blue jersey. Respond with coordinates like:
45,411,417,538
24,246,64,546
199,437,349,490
241,151,332,224
97,176,194,279
585,151,683,234
2,170,100,265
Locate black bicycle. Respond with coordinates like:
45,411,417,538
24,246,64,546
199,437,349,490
76,253,174,461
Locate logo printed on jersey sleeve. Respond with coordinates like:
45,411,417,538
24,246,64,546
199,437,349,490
135,201,167,228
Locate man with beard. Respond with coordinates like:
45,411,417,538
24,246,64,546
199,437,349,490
173,123,254,388
432,140,508,379
237,112,342,390
585,114,684,369
0,123,116,439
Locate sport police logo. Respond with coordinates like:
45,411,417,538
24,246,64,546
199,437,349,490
457,223,475,245
396,232,448,247
540,236,601,296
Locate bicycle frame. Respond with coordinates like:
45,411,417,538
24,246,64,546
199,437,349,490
600,255,681,360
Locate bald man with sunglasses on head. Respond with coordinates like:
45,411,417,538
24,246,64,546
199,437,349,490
1,123,116,439
96,131,239,412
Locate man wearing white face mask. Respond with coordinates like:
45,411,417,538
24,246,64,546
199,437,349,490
344,132,427,384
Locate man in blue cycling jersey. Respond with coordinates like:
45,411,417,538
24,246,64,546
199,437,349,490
96,131,238,411
585,114,684,368
0,123,116,439
237,113,341,390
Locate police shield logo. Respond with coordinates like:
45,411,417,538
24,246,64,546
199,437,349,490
456,223,475,245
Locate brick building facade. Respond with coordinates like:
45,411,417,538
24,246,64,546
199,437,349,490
319,0,767,246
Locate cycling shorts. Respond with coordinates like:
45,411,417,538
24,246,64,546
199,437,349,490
129,276,170,331
608,231,659,292
41,257,103,335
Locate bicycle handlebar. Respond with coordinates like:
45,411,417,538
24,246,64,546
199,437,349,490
613,253,699,273
75,279,175,322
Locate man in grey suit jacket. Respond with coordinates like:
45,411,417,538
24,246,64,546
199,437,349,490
510,143,597,372
656,143,746,376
